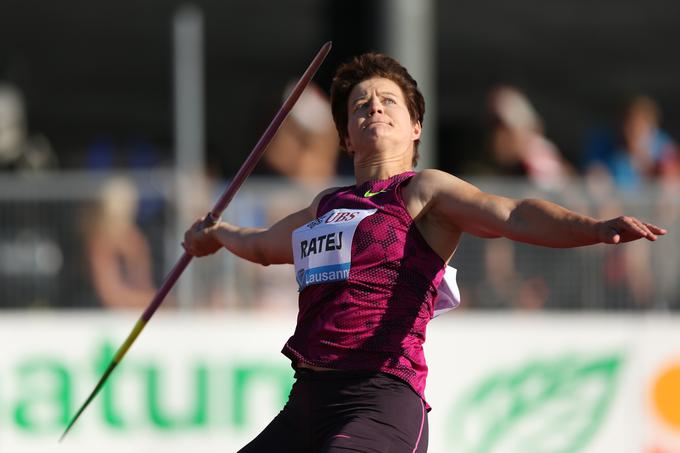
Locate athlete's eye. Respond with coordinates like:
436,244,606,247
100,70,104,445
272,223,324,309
383,98,396,105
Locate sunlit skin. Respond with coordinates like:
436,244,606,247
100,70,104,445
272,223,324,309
345,77,421,184
183,76,667,269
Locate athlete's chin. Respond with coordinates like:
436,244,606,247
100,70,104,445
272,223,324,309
355,138,393,154
358,129,394,144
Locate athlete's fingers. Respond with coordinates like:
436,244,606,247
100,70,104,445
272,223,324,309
615,216,651,240
184,217,223,257
184,219,208,256
602,216,668,244
623,216,650,236
628,217,666,241
643,222,668,236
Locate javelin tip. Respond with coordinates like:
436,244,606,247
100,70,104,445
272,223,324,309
319,41,332,57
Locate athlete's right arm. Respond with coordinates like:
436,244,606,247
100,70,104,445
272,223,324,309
183,188,335,265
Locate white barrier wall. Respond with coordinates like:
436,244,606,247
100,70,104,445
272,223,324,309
1,312,679,453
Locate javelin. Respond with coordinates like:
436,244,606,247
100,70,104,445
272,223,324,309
60,40,332,442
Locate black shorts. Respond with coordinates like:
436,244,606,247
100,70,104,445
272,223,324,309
238,368,428,453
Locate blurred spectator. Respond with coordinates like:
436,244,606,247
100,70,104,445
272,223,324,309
241,82,340,310
486,85,574,191
84,135,165,226
584,95,680,191
81,176,157,309
260,81,340,186
583,96,680,310
475,85,575,310
0,83,57,171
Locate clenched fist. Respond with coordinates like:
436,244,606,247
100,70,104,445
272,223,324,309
182,216,224,257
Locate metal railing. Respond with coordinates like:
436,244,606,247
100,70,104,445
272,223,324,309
1,171,677,311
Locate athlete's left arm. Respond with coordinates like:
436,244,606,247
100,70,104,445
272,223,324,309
414,169,666,247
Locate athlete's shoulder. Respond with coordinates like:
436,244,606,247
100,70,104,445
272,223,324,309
412,168,459,182
407,169,458,196
405,170,484,211
413,169,480,191
308,186,346,217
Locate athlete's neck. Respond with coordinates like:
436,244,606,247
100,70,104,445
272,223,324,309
351,142,415,185
354,161,413,185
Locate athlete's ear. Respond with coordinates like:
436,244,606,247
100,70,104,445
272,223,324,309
412,121,422,141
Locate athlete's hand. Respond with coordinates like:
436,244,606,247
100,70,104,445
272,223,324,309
182,216,224,257
597,216,667,244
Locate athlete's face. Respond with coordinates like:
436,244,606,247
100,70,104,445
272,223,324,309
344,77,421,158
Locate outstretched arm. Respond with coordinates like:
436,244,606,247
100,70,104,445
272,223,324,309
183,188,335,265
417,169,666,248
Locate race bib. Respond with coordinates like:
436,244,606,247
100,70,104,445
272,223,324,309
292,208,377,291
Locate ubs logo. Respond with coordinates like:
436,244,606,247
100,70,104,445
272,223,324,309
325,211,359,223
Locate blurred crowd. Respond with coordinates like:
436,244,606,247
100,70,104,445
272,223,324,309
0,77,678,311
463,86,680,311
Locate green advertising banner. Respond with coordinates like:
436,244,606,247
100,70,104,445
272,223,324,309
1,312,679,452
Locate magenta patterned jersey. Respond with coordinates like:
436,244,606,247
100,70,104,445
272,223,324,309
282,171,448,406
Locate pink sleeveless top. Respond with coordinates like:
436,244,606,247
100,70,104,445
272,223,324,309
282,171,448,406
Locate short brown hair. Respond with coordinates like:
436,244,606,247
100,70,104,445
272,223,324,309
330,53,425,167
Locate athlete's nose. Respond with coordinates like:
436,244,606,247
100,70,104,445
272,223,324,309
368,97,383,116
